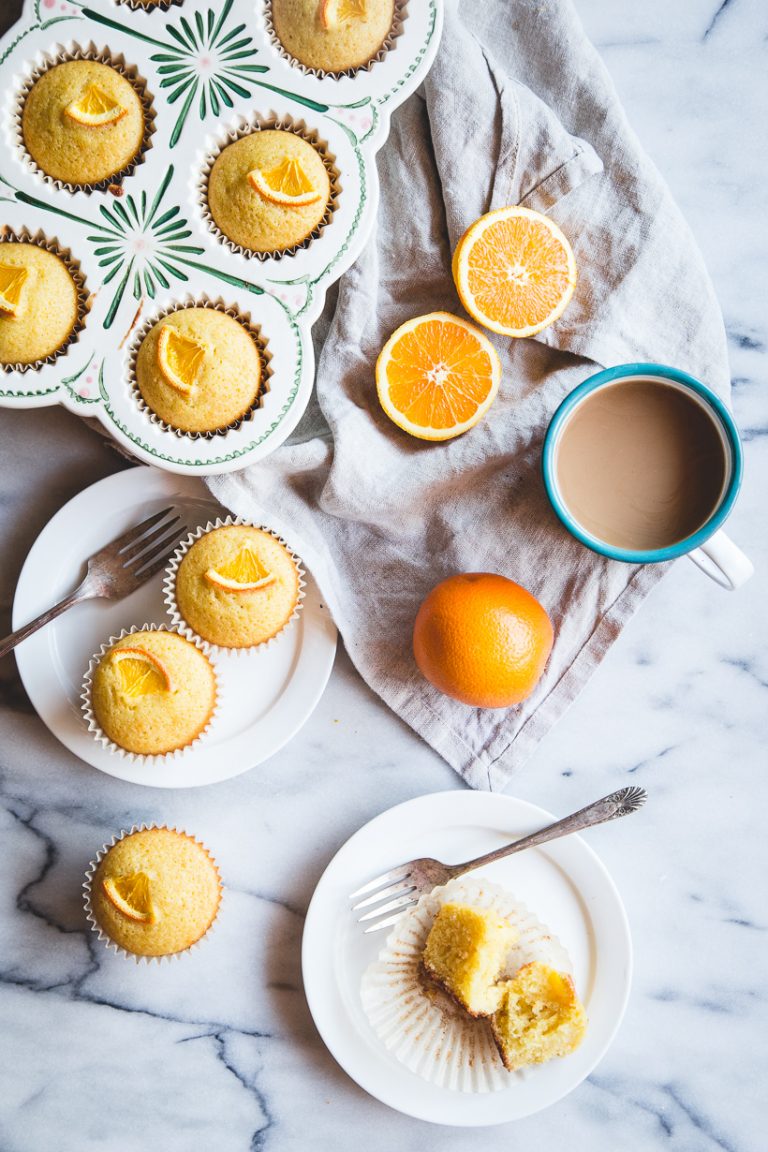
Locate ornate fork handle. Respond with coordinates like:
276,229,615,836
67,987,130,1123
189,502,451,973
447,787,646,880
0,580,92,660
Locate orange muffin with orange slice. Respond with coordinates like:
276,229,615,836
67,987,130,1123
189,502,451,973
87,826,222,958
271,0,395,74
0,241,81,366
207,129,330,254
87,629,217,755
170,524,302,651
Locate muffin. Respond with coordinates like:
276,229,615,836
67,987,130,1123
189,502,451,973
135,307,262,434
22,59,145,187
422,902,518,1017
171,523,302,650
207,129,330,254
0,242,80,365
87,629,217,756
87,826,222,958
490,962,587,1071
271,0,395,74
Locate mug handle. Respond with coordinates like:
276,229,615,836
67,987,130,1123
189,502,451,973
687,530,754,590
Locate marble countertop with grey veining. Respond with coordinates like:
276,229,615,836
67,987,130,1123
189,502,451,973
1,1,766,1148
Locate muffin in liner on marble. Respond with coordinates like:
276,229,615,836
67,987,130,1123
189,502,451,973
126,297,272,440
360,876,573,1094
199,113,341,261
81,623,220,764
264,0,408,79
15,43,156,194
163,515,306,658
83,823,223,964
0,227,90,374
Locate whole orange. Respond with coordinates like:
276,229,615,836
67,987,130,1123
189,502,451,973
412,573,554,709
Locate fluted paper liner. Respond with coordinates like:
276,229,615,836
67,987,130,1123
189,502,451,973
163,515,306,657
264,0,408,79
126,296,272,440
83,823,223,964
81,623,220,763
360,876,572,1093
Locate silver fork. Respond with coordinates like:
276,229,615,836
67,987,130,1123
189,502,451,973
0,507,184,659
351,786,646,933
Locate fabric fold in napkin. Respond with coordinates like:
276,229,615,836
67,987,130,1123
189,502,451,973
209,0,731,790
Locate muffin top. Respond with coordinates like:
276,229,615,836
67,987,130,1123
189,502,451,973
174,524,301,649
90,827,221,957
135,308,262,434
207,129,330,254
271,0,395,74
22,59,145,187
0,242,80,366
89,630,216,756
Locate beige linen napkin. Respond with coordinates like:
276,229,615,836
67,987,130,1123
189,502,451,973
209,0,731,790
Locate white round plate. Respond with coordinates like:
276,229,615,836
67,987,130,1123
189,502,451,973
12,466,337,787
302,791,632,1125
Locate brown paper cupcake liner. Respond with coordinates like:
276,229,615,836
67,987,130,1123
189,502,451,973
0,226,91,374
264,0,408,80
83,823,223,964
14,41,156,195
199,112,341,261
163,515,306,658
126,295,272,440
115,0,183,11
80,623,221,763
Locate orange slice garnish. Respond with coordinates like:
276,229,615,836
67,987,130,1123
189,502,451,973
102,872,156,923
247,158,322,208
0,264,29,317
319,0,367,29
64,84,127,128
156,325,207,395
205,546,276,593
452,206,577,338
111,647,172,697
375,311,501,441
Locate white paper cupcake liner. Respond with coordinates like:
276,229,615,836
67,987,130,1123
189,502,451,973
0,227,90,374
360,876,572,1094
126,295,272,440
80,623,220,763
163,515,306,658
14,41,156,195
264,0,408,79
83,823,223,964
198,112,341,261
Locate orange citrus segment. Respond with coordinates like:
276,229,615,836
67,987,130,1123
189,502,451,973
247,158,322,208
156,325,207,395
0,263,29,317
320,0,367,30
64,84,127,127
111,647,172,697
102,873,156,923
375,311,501,441
205,546,276,593
453,206,576,338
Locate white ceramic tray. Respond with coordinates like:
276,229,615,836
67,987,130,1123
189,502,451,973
0,0,443,473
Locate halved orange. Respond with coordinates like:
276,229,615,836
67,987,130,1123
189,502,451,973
102,872,156,923
320,0,367,30
453,206,576,338
0,263,28,317
111,647,172,697
205,546,275,593
156,325,207,395
375,311,501,441
247,158,322,208
64,84,127,128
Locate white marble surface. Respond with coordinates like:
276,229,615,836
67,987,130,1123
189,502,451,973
1,1,766,1148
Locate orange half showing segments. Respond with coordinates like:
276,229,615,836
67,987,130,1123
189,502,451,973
375,311,501,441
453,206,576,338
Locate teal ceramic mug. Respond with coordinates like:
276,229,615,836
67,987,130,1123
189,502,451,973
542,363,753,590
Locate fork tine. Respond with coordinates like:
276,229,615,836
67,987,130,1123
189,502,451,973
124,524,183,571
131,549,179,584
358,892,418,922
352,876,417,911
101,507,176,555
118,514,182,563
349,865,411,901
363,904,417,934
